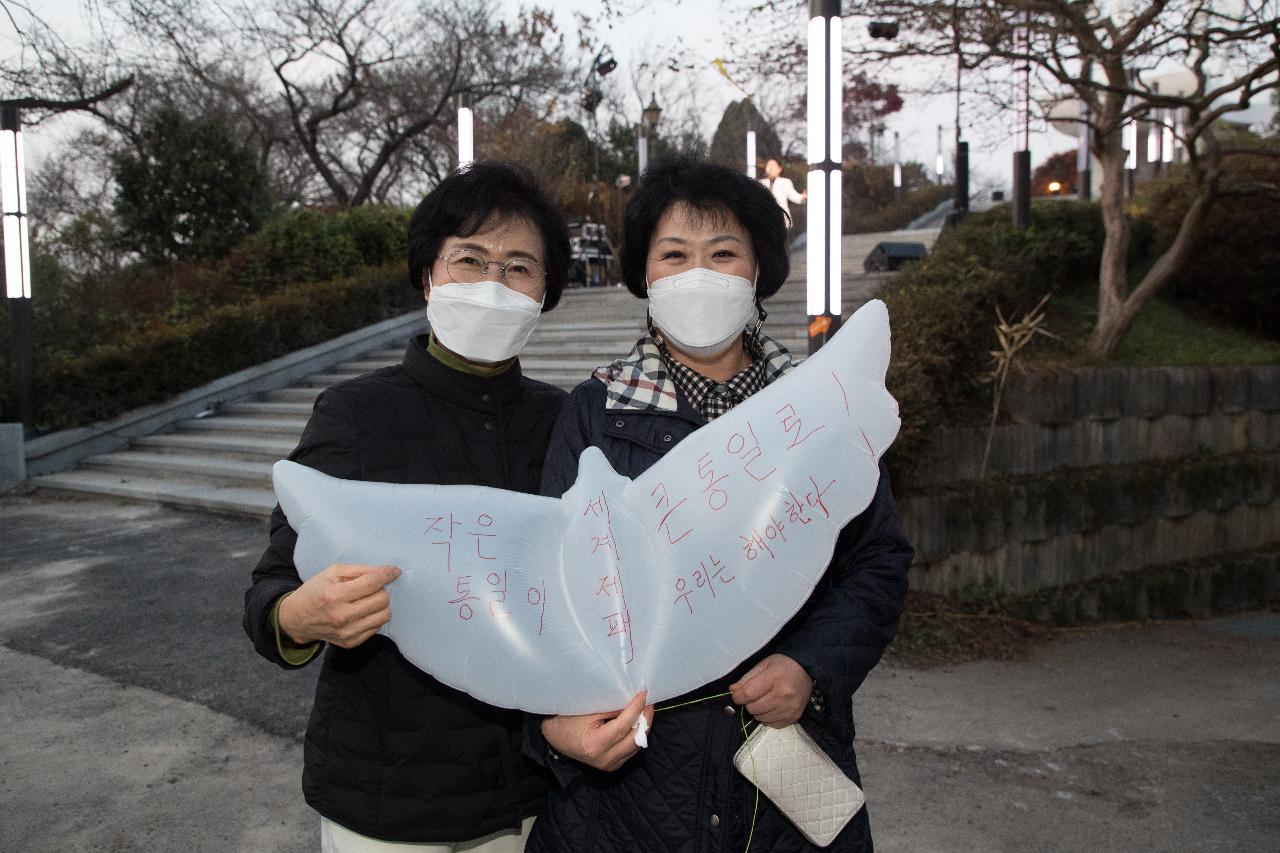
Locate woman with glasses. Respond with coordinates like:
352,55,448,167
244,162,569,853
522,157,913,853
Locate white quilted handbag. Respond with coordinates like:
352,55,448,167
732,722,865,847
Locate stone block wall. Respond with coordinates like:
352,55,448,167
899,364,1280,598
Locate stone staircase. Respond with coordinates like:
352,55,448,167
31,230,935,516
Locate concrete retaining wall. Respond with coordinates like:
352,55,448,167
907,365,1280,488
902,364,1280,598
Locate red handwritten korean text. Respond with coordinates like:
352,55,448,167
696,452,730,511
776,403,826,450
602,609,632,642
485,571,511,618
649,482,692,546
583,491,637,665
781,475,837,527
740,513,789,560
673,554,735,614
425,512,498,571
449,575,480,620
725,421,777,482
832,370,851,416
527,582,547,635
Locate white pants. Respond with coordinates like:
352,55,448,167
320,815,535,853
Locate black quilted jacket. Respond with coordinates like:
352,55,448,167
243,334,565,843
523,377,913,853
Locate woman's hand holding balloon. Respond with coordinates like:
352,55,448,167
541,692,655,771
729,654,814,727
278,563,401,648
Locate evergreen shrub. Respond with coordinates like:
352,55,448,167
845,183,953,234
1134,153,1280,340
232,206,411,292
1,264,419,431
882,200,1133,472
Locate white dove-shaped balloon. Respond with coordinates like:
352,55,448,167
274,299,899,715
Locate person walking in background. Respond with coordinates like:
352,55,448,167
243,162,570,853
761,158,807,227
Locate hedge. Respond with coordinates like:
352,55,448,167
845,183,953,234
230,205,411,293
2,264,420,432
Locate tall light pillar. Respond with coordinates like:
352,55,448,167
935,124,945,181
1123,117,1137,197
1078,63,1092,200
639,93,662,178
2,103,34,435
746,129,757,178
1012,15,1031,228
806,0,842,355
456,93,474,169
892,131,902,200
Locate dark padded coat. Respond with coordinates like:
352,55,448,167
243,334,565,843
524,376,913,853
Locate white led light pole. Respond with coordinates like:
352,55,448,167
2,102,33,434
1012,14,1031,229
457,93,474,169
806,0,842,355
746,129,757,178
892,131,902,200
639,93,662,178
935,124,945,180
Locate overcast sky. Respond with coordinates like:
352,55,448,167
505,0,1073,190
20,0,1104,192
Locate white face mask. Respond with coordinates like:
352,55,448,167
426,278,543,364
647,267,758,358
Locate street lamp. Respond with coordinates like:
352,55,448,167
0,78,131,440
952,0,969,219
1,102,33,436
456,93,474,169
807,4,898,353
1012,13,1032,228
581,47,617,185
936,124,945,181
892,131,902,200
637,92,662,177
806,0,843,355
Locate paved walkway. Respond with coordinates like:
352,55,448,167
4,491,1274,853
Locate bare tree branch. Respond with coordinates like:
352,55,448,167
2,75,135,111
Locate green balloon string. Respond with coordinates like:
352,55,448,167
653,692,760,852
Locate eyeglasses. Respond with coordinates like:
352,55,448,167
438,249,545,295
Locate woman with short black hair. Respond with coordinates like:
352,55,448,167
524,157,913,853
617,156,791,302
407,161,571,312
245,161,570,852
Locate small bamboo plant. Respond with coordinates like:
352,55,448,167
980,293,1058,478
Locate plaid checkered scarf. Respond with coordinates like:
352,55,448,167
593,329,795,416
